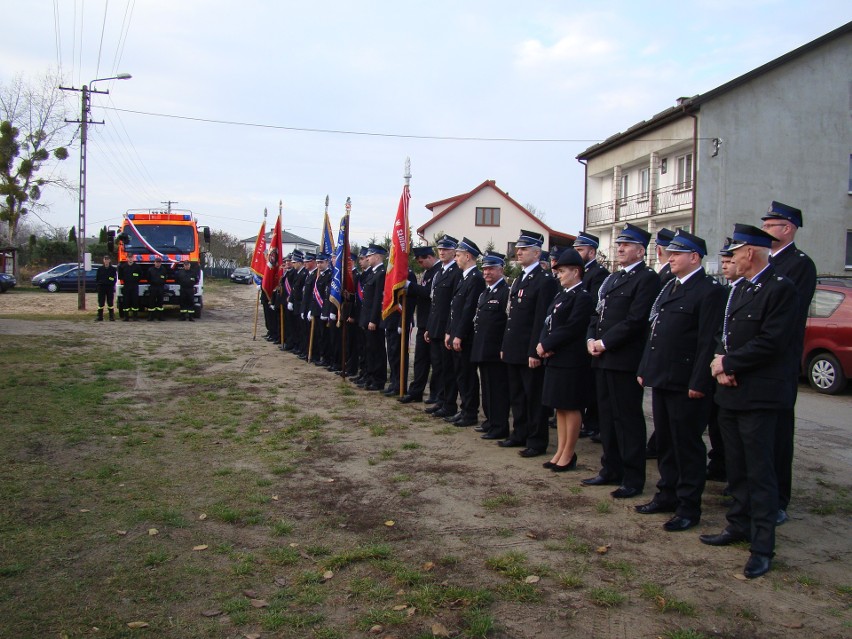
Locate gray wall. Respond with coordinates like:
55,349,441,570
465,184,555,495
696,33,852,275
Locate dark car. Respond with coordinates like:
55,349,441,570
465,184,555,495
230,267,253,284
802,282,852,394
39,267,99,293
0,272,16,293
31,262,78,286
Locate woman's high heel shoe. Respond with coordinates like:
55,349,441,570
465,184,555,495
551,453,578,472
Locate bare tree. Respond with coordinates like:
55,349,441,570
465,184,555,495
525,202,546,223
0,70,73,247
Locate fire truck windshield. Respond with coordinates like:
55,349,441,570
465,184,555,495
122,224,196,254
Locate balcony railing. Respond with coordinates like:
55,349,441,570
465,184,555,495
586,184,693,226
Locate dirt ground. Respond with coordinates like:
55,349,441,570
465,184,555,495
1,282,850,638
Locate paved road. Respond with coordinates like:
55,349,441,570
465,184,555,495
794,383,852,468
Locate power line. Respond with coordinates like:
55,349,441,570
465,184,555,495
94,0,110,80
52,0,63,72
110,0,135,78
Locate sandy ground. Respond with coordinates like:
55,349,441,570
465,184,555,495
1,281,850,638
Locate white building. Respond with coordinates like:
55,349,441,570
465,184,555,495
416,179,575,257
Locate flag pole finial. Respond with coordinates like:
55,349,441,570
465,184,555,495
404,157,412,187
279,199,282,214
325,195,329,211
345,196,351,213
263,207,268,218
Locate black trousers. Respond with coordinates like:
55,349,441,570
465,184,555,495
479,361,510,436
364,325,387,386
452,344,479,418
97,288,115,309
148,285,165,311
774,384,798,510
718,406,779,557
125,284,140,311
506,362,548,451
407,328,435,399
179,288,195,314
706,402,726,476
596,368,646,490
430,338,457,412
651,388,711,518
385,328,409,393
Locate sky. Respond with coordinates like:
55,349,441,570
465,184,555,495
3,1,850,248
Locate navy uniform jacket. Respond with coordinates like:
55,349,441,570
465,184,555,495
447,267,486,343
583,260,609,302
769,242,816,351
359,264,386,329
637,268,725,395
658,263,675,286
408,261,442,329
290,267,307,310
588,263,661,372
538,286,595,369
96,264,117,291
471,279,509,363
300,268,318,317
715,266,798,410
426,262,461,338
501,265,559,365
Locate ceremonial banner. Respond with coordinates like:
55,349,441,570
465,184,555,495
330,202,354,313
381,184,410,319
249,220,267,277
261,214,282,299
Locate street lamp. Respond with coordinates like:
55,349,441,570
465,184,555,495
74,73,132,310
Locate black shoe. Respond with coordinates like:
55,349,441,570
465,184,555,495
551,453,578,472
663,515,700,532
432,408,454,418
453,417,478,427
743,553,771,579
481,431,509,440
699,530,748,547
398,394,422,404
635,500,677,515
473,425,486,433
424,396,440,405
542,461,555,469
148,314,155,322
384,388,400,397
706,466,727,482
578,427,596,439
444,411,464,423
776,509,789,526
423,404,443,414
364,384,383,391
611,486,642,499
581,474,619,487
497,439,524,448
519,448,545,458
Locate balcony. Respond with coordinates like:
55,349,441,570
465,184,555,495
586,183,693,226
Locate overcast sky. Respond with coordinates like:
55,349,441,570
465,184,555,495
3,1,849,247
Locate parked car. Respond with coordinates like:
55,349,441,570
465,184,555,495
230,267,253,284
802,282,852,394
39,267,98,293
0,272,16,293
31,262,78,286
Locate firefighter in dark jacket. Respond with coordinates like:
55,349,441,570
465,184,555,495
119,258,142,320
176,261,198,321
95,255,117,322
146,257,168,321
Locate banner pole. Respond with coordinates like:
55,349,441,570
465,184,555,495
252,287,261,340
308,316,316,362
399,291,406,397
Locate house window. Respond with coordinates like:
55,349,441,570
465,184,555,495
846,230,852,270
620,174,629,201
476,207,500,226
507,241,517,259
676,154,693,190
639,168,650,197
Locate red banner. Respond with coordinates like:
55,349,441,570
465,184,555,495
261,214,282,299
249,220,266,277
382,185,410,320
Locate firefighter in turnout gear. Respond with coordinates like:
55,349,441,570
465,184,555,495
147,257,168,321
176,261,198,321
120,259,143,321
95,255,117,321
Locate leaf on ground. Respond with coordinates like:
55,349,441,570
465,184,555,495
243,589,258,598
198,513,207,520
322,570,334,581
244,634,261,639
116,530,127,536
271,495,279,501
369,625,383,634
781,621,804,629
274,577,287,587
595,544,610,554
127,621,149,629
422,561,434,571
392,604,408,611
734,573,748,581
250,599,268,608
79,509,90,513
431,622,451,637
526,531,538,539
201,609,221,617
289,542,299,547
148,528,158,536
192,544,208,551
524,575,540,584
385,520,395,527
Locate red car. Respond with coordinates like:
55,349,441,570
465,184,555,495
802,280,852,394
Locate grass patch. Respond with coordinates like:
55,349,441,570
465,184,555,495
369,424,387,436
270,519,295,536
324,543,392,570
482,493,521,510
401,441,421,450
588,587,627,607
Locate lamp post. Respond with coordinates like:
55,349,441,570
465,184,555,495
73,73,132,310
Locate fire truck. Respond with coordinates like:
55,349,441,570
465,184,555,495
108,209,211,317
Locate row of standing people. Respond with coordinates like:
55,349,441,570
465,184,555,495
259,200,815,581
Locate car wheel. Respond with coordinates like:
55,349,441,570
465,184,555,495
807,352,847,395
46,282,59,293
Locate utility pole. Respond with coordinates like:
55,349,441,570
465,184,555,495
161,200,178,213
60,73,132,310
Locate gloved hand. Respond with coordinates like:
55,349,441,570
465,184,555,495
307,311,312,321
269,305,276,311
320,315,328,321
287,302,294,311
398,327,402,334
300,312,305,320
330,313,336,321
